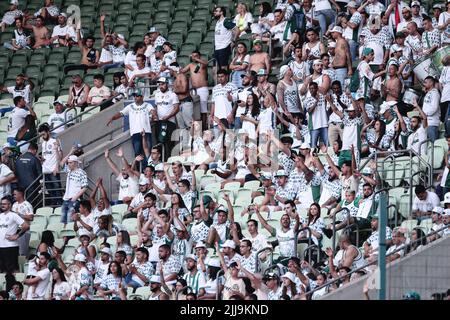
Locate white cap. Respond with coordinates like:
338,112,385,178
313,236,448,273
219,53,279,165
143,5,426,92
10,0,19,5
74,254,86,262
281,271,296,283
379,101,396,114
411,1,420,7
346,1,358,8
260,172,272,180
433,4,442,9
154,163,164,171
444,192,450,204
195,241,206,249
185,254,197,262
444,209,450,217
278,65,290,79
78,230,91,241
391,44,403,52
207,258,221,268
330,26,343,34
328,42,336,48
313,59,323,66
157,77,168,83
299,142,311,150
221,240,236,250
139,176,149,185
354,93,365,101
274,169,287,177
148,27,158,33
59,13,68,18
347,105,356,111
100,247,112,256
149,275,161,283
67,155,81,163
432,207,444,214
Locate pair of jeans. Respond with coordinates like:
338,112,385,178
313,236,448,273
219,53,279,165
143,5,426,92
61,200,79,224
334,68,348,89
124,272,142,289
315,9,336,36
176,101,194,129
131,132,151,157
427,125,439,143
44,173,62,206
231,70,245,89
310,127,329,149
102,62,124,72
348,39,358,62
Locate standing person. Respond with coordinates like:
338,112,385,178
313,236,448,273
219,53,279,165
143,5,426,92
211,69,237,129
354,48,385,99
438,2,450,46
0,196,29,273
249,39,271,74
229,42,250,88
14,143,42,198
6,96,37,147
305,82,328,149
213,6,235,70
154,77,180,161
0,74,35,106
24,252,51,300
421,16,441,56
422,76,441,143
12,188,34,256
23,15,49,49
182,254,207,296
314,0,340,36
61,155,88,227
170,63,193,131
276,65,301,119
107,92,155,157
330,26,352,87
39,123,63,206
0,0,23,33
181,51,209,130
300,59,331,96
345,1,361,61
327,80,349,146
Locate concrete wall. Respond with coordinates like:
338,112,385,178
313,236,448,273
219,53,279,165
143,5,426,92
321,236,450,300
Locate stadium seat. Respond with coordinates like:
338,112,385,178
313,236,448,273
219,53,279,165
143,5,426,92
204,182,222,197
122,218,137,233
401,219,419,235
111,203,128,215
419,219,432,234
36,206,54,216
32,215,48,227
252,196,265,205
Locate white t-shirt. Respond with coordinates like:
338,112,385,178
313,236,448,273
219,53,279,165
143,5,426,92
12,201,33,218
27,267,51,300
63,168,88,201
249,233,269,253
0,211,24,248
407,125,427,155
215,18,233,50
315,0,332,11
117,175,139,201
154,89,180,123
53,281,71,300
422,88,441,127
0,164,14,199
48,111,74,134
94,260,111,285
440,66,450,103
120,102,155,136
76,212,94,237
7,85,31,104
51,24,77,42
212,82,237,121
41,138,59,174
258,106,275,134
276,228,296,257
412,191,440,213
7,107,29,138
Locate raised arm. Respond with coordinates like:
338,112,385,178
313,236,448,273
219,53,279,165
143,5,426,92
325,153,341,177
255,205,275,235
104,149,120,177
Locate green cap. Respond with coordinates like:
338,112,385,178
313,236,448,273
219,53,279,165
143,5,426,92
155,45,163,52
403,291,421,300
362,47,374,57
203,195,213,206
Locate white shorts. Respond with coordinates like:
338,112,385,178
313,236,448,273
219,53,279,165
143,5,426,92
195,87,209,113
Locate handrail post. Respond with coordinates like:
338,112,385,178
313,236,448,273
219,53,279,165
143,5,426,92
255,247,273,274
216,269,225,300
378,189,388,300
331,208,349,255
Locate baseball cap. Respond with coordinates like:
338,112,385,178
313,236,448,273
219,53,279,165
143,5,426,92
362,47,374,57
157,77,168,83
299,142,311,150
149,275,161,284
59,13,68,18
432,207,444,215
131,90,143,97
403,291,420,300
221,240,236,250
256,68,267,76
10,0,19,5
217,206,229,214
67,155,81,163
53,100,64,106
313,59,323,66
260,172,272,181
444,209,450,217
443,192,450,204
347,104,356,111
253,39,263,45
207,258,221,268
328,42,336,48
371,214,379,220
148,27,158,33
195,241,206,249
395,31,406,38
330,26,343,34
354,93,365,101
100,247,112,256
185,254,197,262
346,1,358,8
154,163,164,172
139,176,149,185
74,254,86,262
433,4,442,9
411,1,420,7
241,70,257,79
263,272,279,281
155,45,163,52
202,195,213,206
78,230,91,241
274,169,287,177
391,44,403,52
403,6,411,11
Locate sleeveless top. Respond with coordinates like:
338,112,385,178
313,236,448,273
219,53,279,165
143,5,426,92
280,80,300,113
342,245,365,270
86,48,98,64
71,84,87,106
305,41,321,60
148,292,162,300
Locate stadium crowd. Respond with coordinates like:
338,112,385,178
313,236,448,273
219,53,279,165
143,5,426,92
0,0,450,300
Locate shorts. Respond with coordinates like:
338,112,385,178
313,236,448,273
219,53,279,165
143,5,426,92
214,45,232,69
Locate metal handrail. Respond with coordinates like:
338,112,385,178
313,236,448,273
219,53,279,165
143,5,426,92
386,204,398,228
295,227,311,258
216,269,225,300
305,223,450,299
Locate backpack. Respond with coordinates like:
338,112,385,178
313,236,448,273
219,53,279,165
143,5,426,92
289,4,306,34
